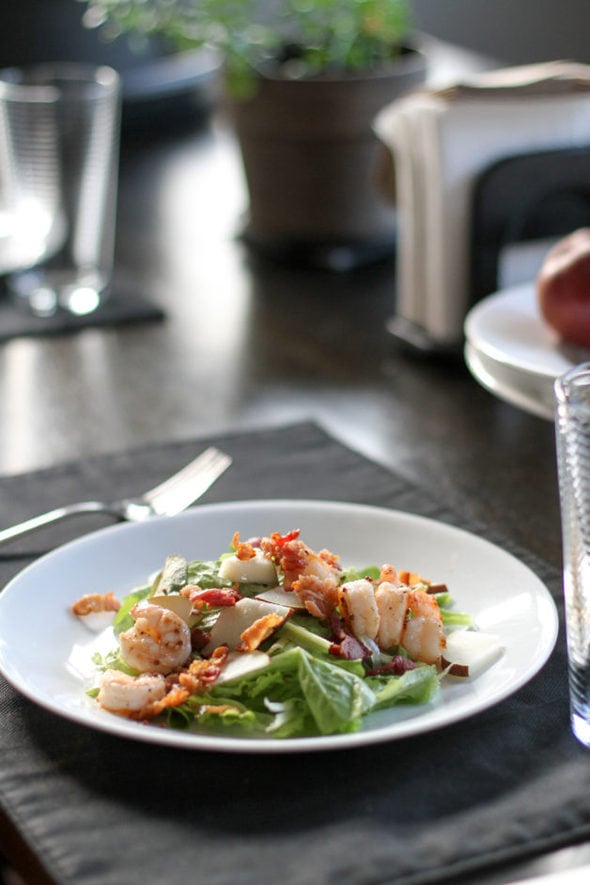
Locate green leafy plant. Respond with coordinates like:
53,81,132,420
81,0,413,96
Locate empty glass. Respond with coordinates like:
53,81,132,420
0,63,120,316
555,361,590,748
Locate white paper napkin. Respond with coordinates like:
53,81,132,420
375,62,590,349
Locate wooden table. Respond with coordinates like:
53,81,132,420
0,42,588,884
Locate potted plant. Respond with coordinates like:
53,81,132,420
81,1,426,268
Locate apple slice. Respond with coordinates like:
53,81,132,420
442,630,503,678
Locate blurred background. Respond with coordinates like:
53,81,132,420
2,1,590,122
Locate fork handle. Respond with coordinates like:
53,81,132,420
0,501,120,544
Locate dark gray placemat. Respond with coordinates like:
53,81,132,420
0,421,587,885
0,283,164,341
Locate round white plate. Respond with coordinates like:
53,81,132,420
464,282,589,420
0,500,558,753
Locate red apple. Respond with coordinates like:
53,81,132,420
537,228,590,348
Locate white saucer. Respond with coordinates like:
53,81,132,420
464,283,589,421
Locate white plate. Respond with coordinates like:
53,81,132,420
464,282,590,420
0,500,558,754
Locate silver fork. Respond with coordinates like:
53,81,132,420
0,446,232,544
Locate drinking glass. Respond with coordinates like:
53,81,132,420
555,361,590,748
0,63,120,316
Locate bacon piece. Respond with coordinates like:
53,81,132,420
132,685,190,721
330,634,371,661
292,574,339,619
398,570,427,587
328,615,372,660
185,586,242,608
238,612,287,652
365,656,418,676
71,591,120,616
190,627,212,650
178,646,229,693
269,529,301,547
232,531,256,561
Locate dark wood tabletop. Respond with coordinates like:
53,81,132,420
0,42,588,885
0,103,563,566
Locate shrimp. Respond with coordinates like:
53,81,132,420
401,588,446,666
119,602,192,675
374,581,408,649
97,669,167,714
337,569,446,666
338,579,380,640
97,669,189,719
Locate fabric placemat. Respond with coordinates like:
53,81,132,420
0,282,164,341
0,421,587,885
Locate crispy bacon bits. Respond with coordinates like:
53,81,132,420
232,531,256,561
182,585,242,609
177,646,230,693
238,613,287,652
71,591,120,616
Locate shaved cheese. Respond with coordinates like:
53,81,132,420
218,550,277,585
216,651,271,684
202,597,288,654
255,587,306,609
149,594,193,625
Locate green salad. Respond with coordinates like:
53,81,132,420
71,528,499,739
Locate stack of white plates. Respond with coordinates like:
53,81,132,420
464,282,589,421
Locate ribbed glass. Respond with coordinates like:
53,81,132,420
555,362,590,748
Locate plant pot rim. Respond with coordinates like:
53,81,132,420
247,40,427,87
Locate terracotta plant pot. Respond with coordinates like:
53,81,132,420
230,45,427,269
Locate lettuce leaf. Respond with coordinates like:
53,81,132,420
180,647,376,737
369,665,441,709
112,586,151,636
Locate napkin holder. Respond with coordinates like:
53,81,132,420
375,62,590,355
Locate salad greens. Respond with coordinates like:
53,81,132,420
84,532,473,740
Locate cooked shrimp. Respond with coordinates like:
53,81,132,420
401,588,446,666
97,669,167,714
374,581,408,649
337,575,446,666
119,602,192,675
378,564,400,585
338,579,380,641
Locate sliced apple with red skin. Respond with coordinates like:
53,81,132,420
442,630,503,678
537,228,590,348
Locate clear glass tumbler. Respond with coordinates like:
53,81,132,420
555,361,590,748
0,63,120,316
